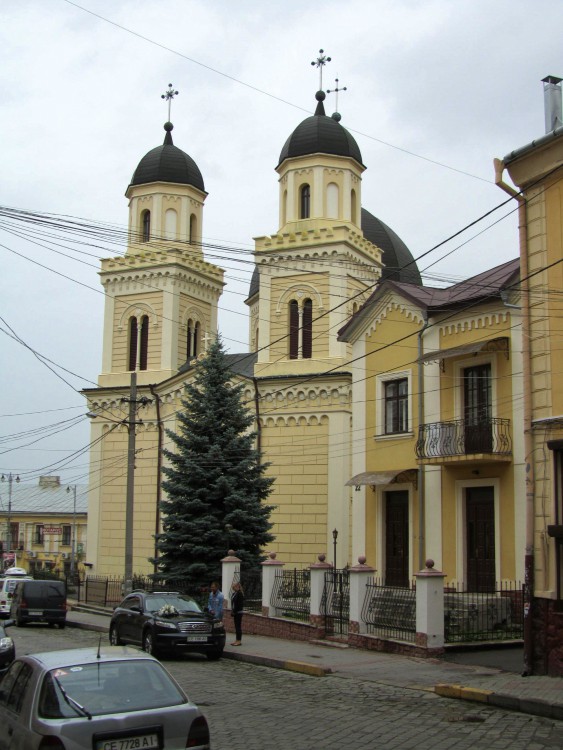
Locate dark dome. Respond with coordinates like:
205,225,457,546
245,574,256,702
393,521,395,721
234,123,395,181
130,123,205,192
361,208,422,285
277,92,363,168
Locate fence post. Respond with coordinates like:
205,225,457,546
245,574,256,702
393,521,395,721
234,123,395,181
309,554,332,628
221,550,241,609
415,559,446,650
261,552,284,617
349,556,375,635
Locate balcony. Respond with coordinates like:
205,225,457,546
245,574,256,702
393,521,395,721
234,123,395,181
415,418,512,465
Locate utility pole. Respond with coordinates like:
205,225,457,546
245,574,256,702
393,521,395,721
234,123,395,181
124,371,137,595
1,473,20,568
66,485,77,575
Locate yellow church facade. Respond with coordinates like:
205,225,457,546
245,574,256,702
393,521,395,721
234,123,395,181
84,87,525,588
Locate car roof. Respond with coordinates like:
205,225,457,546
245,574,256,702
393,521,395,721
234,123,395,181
21,646,157,670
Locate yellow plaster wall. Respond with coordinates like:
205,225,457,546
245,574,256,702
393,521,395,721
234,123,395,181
112,292,163,373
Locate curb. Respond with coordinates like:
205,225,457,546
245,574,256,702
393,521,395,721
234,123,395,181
435,683,563,721
222,650,330,676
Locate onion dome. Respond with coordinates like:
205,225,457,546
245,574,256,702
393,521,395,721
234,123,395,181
277,91,363,168
361,209,422,285
129,122,205,192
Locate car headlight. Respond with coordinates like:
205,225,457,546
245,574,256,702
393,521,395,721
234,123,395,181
212,623,225,633
155,620,177,630
0,637,13,651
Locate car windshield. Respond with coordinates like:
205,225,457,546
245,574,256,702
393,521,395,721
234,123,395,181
145,594,202,615
38,659,187,718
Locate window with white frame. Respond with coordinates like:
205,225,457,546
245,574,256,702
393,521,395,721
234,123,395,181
376,371,412,437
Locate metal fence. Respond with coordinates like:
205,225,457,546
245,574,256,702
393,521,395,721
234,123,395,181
270,568,310,622
321,569,350,636
74,575,209,609
444,581,524,643
361,577,416,642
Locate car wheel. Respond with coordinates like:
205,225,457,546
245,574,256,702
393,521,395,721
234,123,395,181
142,629,159,657
109,624,123,646
206,649,223,661
59,622,66,629
16,617,25,627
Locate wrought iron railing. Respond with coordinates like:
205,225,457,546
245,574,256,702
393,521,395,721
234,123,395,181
270,568,310,622
361,577,416,642
321,569,350,636
233,568,263,614
444,580,524,643
416,418,511,459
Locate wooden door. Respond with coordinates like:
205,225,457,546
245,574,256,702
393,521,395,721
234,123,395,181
466,487,495,592
385,491,409,587
464,364,492,453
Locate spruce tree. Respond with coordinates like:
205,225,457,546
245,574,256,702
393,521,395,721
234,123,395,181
154,336,274,587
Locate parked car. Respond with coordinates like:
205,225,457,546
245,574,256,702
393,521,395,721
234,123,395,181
0,646,210,749
0,569,32,619
109,590,226,660
0,620,15,677
10,579,66,628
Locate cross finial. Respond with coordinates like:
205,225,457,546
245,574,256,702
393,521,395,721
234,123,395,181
326,77,347,113
161,83,179,121
311,49,331,90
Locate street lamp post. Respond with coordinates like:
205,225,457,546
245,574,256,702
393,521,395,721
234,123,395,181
1,473,20,568
66,485,77,576
332,528,338,569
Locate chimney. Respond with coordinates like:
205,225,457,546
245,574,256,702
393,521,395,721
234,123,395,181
542,75,563,133
38,476,61,488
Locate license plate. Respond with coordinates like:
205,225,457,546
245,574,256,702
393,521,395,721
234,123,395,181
29,610,42,616
95,733,159,750
185,635,208,642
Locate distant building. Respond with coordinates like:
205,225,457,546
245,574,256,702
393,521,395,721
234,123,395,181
0,475,87,576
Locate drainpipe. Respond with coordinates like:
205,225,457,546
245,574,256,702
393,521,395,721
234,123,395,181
494,158,534,676
149,384,163,574
252,378,262,454
417,314,429,571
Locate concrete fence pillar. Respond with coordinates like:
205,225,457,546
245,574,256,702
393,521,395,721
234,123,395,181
309,554,332,628
261,552,284,617
221,550,241,610
349,556,375,635
415,559,446,650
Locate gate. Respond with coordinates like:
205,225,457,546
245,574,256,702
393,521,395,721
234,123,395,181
321,569,349,636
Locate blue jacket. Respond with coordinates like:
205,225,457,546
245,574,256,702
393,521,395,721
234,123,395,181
208,589,224,620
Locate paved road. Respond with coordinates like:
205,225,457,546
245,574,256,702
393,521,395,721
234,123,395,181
11,624,563,749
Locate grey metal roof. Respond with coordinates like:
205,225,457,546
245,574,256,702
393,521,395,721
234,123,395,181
361,209,421,285
0,479,88,516
277,92,363,168
503,124,563,166
130,123,205,192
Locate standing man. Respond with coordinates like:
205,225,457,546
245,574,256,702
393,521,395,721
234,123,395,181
208,581,224,620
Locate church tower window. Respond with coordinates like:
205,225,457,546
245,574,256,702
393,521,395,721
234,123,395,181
128,317,138,371
351,189,357,224
300,184,311,219
302,299,313,359
289,300,299,359
189,214,197,244
139,315,149,370
141,210,151,242
327,183,339,219
165,208,177,240
187,319,200,358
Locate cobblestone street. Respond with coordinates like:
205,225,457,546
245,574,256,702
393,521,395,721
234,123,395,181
11,625,563,749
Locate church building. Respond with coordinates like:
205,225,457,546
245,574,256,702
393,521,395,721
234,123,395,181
83,81,425,576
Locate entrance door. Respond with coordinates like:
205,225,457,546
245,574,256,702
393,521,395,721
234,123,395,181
385,491,409,587
466,486,495,592
463,364,492,453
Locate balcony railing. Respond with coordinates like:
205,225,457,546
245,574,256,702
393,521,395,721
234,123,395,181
415,418,511,460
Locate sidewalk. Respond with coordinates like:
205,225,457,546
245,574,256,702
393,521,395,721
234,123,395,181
66,606,563,721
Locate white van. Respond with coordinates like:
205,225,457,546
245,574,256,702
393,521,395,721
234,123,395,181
0,568,32,618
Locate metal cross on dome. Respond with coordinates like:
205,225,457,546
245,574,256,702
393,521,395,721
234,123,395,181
326,77,347,112
311,49,331,90
161,84,179,121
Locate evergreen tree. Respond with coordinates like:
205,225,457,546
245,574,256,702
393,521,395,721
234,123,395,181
153,336,274,587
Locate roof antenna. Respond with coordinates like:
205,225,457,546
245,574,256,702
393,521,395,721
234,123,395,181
326,76,347,122
96,634,102,659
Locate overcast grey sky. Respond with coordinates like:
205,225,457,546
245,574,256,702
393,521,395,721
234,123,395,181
0,0,561,491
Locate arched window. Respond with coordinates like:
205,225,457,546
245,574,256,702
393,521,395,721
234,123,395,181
189,214,197,245
300,184,310,219
327,183,339,218
302,299,313,359
254,327,259,352
282,190,287,225
128,317,138,371
194,321,200,357
165,208,177,240
187,319,193,358
351,189,357,224
141,210,151,242
139,315,149,370
289,300,299,359
187,319,200,358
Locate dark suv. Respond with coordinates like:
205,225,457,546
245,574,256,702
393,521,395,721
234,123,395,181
109,591,225,660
